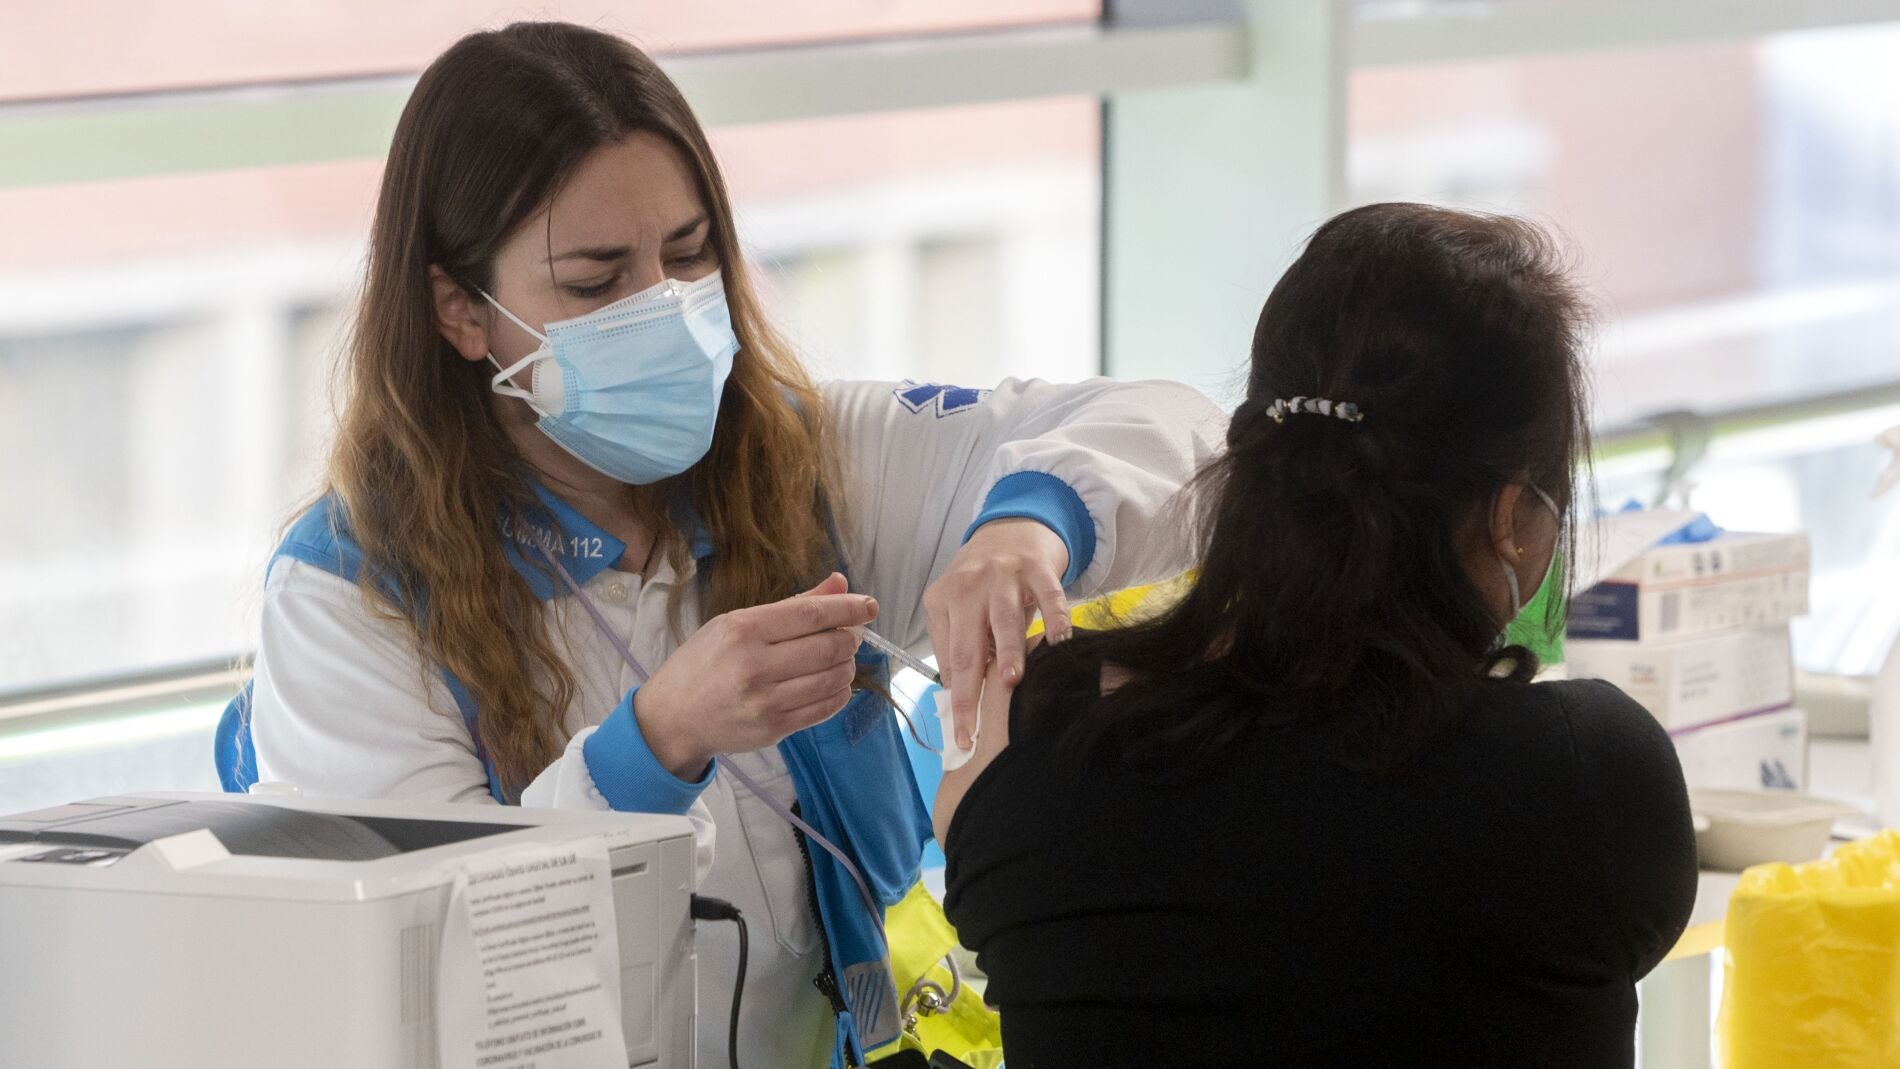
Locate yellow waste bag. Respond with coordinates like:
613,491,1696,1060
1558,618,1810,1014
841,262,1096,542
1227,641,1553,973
867,882,1004,1068
1720,829,1900,1068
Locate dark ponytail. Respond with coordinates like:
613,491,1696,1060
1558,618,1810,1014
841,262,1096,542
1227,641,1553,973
1019,203,1591,776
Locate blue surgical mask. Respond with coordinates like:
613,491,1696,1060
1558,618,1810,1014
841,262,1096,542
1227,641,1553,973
481,272,739,485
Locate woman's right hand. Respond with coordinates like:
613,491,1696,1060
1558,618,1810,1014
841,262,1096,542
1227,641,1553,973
634,572,875,778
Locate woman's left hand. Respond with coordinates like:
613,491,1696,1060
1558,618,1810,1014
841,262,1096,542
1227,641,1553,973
923,518,1072,749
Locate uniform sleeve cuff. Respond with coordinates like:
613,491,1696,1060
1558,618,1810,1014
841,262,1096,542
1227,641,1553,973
964,470,1095,588
581,689,715,815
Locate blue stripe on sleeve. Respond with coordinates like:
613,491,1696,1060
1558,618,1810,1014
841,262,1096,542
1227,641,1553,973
582,689,716,814
963,470,1096,588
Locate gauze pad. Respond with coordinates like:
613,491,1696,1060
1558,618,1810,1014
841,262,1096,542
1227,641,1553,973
936,682,982,772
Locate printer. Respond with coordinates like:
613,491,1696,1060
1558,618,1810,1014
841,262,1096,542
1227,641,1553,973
0,792,697,1068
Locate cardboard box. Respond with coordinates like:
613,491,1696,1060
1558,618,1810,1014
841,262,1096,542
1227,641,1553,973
1567,531,1810,642
1566,627,1794,731
1671,707,1807,792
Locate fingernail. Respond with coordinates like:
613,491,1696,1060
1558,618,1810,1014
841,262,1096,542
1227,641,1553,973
861,596,878,614
958,730,972,749
1006,664,1021,685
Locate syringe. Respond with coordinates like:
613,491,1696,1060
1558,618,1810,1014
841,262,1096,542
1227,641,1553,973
849,626,942,687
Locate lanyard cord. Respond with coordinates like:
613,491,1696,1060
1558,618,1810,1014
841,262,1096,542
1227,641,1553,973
538,546,887,945
543,545,655,679
718,758,887,946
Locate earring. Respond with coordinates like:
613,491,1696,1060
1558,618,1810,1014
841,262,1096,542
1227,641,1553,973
1515,546,1525,558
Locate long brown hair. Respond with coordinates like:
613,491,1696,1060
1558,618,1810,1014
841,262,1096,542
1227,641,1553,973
327,22,838,795
1019,204,1592,776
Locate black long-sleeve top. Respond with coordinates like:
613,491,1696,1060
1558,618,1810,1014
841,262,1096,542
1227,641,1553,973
942,663,1698,1069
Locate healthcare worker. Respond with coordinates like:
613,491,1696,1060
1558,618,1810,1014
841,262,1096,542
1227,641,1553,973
214,21,1222,1069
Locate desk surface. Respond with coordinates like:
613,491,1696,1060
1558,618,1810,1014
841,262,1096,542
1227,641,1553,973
1667,871,1739,962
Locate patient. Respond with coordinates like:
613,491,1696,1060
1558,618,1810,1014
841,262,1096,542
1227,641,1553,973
937,203,1697,1068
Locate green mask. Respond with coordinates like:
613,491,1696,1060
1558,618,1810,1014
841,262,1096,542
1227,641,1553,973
1503,546,1567,665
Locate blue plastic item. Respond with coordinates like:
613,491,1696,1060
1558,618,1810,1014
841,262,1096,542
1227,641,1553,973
899,685,950,870
1604,498,1722,544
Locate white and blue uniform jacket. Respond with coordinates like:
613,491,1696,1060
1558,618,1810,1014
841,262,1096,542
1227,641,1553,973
218,377,1224,1068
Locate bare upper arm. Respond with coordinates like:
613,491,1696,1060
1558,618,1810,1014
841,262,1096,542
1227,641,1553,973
931,639,1040,846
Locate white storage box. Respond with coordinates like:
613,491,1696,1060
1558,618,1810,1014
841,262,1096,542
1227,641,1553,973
1671,707,1808,793
1690,788,1857,871
1567,626,1794,730
1567,531,1809,643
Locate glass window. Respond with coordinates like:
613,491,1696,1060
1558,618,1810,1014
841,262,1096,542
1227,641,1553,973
1350,24,1900,428
0,96,1101,696
1352,26,1900,676
0,702,226,816
720,98,1102,385
1,1,1101,102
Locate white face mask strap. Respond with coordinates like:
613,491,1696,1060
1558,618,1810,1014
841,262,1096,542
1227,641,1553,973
1530,483,1561,518
475,286,553,411
476,286,549,345
1499,555,1524,620
486,349,548,409
1499,482,1561,623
